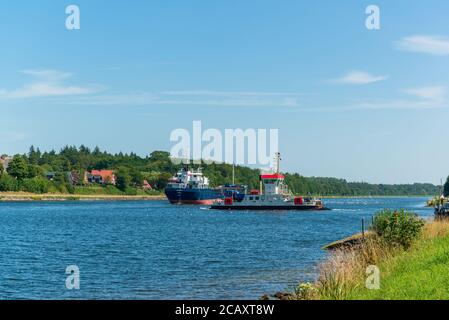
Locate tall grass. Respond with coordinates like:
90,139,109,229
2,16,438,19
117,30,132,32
291,211,449,300
315,237,402,299
422,218,449,239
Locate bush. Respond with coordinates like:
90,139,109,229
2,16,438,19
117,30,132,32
0,174,19,191
293,283,319,300
21,177,50,194
116,167,131,191
371,209,425,249
124,187,138,195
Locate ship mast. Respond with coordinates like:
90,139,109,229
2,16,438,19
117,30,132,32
275,152,281,174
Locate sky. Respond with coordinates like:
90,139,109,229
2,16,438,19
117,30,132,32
0,0,448,184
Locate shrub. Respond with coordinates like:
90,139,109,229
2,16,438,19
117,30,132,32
124,187,138,196
0,174,19,191
21,177,50,194
103,185,121,195
116,167,131,191
371,209,425,249
293,283,319,300
53,172,75,194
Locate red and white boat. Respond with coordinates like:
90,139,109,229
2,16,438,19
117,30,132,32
210,153,329,211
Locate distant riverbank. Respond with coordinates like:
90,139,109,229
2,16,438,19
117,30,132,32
322,195,434,199
0,192,433,202
0,192,166,202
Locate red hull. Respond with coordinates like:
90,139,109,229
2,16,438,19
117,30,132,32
168,199,216,205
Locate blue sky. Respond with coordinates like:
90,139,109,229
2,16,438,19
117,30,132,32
0,1,448,184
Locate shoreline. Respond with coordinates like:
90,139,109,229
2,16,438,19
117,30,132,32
0,192,433,202
321,195,433,198
0,192,166,202
275,214,448,300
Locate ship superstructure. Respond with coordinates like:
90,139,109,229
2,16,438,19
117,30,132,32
164,166,222,204
210,153,328,211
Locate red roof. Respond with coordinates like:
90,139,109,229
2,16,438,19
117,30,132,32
91,170,115,179
260,174,284,180
143,179,152,189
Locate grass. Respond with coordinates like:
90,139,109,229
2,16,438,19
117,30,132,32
290,219,449,300
350,219,449,299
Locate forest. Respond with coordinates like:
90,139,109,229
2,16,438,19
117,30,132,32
0,145,441,196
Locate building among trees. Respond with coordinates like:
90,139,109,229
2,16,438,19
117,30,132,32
84,170,116,185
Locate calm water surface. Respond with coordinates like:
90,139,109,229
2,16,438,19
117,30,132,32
0,197,433,299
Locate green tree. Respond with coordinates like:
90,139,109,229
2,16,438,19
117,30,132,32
116,167,131,191
28,145,41,165
444,176,449,197
27,164,42,179
62,160,72,172
53,172,75,194
21,177,50,194
154,172,172,190
130,168,143,187
0,162,4,175
0,174,19,191
7,155,29,180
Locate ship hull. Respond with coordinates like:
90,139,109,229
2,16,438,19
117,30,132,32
165,187,222,205
210,204,330,211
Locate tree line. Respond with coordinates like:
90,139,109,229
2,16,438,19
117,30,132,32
0,145,441,196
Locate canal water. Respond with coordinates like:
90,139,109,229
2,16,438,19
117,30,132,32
0,197,433,299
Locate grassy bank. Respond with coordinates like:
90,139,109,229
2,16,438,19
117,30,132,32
0,191,165,201
352,223,449,299
285,213,449,300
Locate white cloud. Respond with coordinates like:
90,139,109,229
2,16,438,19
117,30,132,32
0,69,100,99
396,35,449,56
60,93,158,105
402,86,446,102
8,83,97,99
354,99,444,111
0,131,27,141
286,98,446,113
285,86,448,113
61,90,303,107
332,71,389,85
21,69,72,81
160,90,307,97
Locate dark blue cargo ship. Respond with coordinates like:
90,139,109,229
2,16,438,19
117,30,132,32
164,167,219,204
165,187,222,205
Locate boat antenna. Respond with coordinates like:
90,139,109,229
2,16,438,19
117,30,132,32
232,162,235,185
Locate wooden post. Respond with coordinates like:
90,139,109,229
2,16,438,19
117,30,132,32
362,218,365,238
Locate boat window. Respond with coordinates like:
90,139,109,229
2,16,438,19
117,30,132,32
249,196,253,200
255,196,259,200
